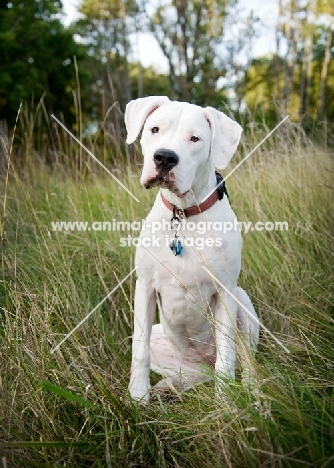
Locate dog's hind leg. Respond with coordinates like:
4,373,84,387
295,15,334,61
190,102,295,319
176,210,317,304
150,324,212,397
236,287,259,385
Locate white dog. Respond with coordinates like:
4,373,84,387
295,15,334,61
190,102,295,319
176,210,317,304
125,96,259,403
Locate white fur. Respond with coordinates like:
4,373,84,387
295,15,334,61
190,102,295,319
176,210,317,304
125,96,259,403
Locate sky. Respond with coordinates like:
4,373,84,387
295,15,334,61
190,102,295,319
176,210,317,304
62,0,278,72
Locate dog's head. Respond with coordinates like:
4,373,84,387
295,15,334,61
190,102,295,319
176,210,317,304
125,96,242,198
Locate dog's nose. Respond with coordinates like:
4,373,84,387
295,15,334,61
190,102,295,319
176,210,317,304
153,149,179,170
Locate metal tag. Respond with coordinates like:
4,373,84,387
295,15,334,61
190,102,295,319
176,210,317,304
170,237,182,256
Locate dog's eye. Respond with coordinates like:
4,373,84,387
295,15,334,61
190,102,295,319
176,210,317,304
190,135,200,142
151,127,159,134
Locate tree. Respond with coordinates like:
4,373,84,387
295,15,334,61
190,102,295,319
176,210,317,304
316,0,334,119
0,0,88,127
272,0,334,121
146,0,258,107
298,0,317,118
77,0,141,108
143,0,257,109
242,56,285,128
318,24,333,118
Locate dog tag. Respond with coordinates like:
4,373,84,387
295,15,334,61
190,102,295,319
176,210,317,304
170,237,182,256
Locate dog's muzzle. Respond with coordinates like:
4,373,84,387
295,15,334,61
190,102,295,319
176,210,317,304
153,149,179,171
143,149,181,191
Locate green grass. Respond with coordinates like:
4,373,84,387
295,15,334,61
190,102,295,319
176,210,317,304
0,117,333,467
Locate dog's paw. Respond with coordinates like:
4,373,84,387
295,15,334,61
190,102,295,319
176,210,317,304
128,383,151,404
129,392,150,405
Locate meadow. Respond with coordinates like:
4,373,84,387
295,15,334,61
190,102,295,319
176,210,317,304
0,108,333,467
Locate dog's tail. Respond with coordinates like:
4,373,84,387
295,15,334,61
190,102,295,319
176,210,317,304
236,287,259,349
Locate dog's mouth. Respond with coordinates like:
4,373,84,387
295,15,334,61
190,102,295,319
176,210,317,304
143,176,189,198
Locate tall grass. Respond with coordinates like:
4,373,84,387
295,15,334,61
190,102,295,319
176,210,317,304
0,106,333,467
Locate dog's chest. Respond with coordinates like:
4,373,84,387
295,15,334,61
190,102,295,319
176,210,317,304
153,259,216,341
137,244,217,328
135,200,241,332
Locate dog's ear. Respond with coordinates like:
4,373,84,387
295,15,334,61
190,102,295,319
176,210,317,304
125,96,170,144
203,107,242,169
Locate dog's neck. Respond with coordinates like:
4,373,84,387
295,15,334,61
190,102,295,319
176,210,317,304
160,162,217,209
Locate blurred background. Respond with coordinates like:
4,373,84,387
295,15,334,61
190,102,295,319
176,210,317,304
0,0,333,146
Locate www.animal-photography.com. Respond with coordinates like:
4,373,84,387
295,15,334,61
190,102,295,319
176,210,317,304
0,1,333,466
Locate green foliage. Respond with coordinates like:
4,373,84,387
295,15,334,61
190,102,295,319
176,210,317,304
243,46,334,127
0,0,88,126
242,1,334,126
130,63,172,98
77,0,139,59
243,57,278,125
1,0,333,138
76,0,141,108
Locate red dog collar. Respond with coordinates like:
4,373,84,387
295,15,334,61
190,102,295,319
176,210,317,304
160,172,228,219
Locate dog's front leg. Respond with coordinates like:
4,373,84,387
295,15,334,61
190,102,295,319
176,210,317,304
214,290,238,393
129,279,156,403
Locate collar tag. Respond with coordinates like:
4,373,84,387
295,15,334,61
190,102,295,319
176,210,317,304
170,209,182,256
170,237,182,256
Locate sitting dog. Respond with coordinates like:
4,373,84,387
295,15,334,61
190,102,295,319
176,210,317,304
125,96,259,402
